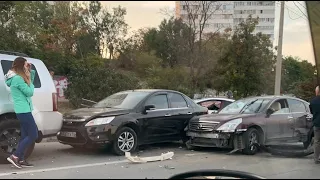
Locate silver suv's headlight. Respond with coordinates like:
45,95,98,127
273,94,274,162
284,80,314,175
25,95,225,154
85,116,115,127
216,118,242,132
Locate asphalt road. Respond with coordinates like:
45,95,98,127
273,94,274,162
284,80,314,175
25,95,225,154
0,142,319,179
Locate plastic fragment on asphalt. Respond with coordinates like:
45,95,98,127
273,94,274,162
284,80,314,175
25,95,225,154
185,153,195,156
164,165,175,169
125,151,174,163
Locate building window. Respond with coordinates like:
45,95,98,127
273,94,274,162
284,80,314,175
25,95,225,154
260,10,263,14
247,2,251,6
223,5,226,10
182,5,186,10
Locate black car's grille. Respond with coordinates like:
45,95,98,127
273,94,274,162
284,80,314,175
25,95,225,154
189,121,219,132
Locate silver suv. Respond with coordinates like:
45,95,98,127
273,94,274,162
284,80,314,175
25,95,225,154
0,51,63,162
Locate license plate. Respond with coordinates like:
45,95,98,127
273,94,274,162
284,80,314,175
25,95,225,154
187,132,219,139
60,131,76,138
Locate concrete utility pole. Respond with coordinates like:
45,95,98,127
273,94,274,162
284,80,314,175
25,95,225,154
274,1,285,95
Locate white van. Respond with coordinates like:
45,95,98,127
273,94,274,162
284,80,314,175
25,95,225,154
0,51,63,162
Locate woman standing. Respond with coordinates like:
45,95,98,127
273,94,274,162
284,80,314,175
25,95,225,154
5,57,38,169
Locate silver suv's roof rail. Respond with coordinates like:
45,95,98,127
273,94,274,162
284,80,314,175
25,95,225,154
0,50,29,57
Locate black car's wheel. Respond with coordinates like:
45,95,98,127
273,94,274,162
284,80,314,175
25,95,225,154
242,128,260,155
0,118,35,164
112,127,138,156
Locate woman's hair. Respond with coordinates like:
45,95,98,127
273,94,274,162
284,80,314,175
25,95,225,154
11,57,30,84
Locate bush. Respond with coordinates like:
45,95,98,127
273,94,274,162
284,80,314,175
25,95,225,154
65,58,141,107
146,66,193,97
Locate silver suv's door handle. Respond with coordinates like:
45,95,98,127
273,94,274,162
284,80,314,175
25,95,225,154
165,114,171,117
288,116,294,119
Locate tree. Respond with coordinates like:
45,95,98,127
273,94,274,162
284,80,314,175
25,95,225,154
39,2,87,55
82,1,128,57
179,1,228,91
65,58,141,107
281,56,315,93
142,17,190,68
216,16,274,98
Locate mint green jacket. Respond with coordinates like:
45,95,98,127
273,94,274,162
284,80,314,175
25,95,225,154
5,70,36,114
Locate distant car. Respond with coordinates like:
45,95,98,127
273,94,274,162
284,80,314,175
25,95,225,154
186,96,313,155
57,89,208,155
194,97,235,114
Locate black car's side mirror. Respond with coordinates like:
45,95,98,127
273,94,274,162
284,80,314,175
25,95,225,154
266,108,274,118
143,105,156,114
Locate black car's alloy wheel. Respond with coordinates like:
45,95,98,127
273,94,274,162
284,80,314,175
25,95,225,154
242,128,260,155
112,127,138,156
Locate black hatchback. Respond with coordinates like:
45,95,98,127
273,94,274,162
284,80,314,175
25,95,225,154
57,89,208,155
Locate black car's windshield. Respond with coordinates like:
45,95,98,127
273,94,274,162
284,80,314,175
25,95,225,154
93,91,150,109
219,98,271,114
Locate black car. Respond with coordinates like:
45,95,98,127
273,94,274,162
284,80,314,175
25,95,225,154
57,89,207,155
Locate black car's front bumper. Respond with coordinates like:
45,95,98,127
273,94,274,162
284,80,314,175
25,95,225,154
57,121,116,148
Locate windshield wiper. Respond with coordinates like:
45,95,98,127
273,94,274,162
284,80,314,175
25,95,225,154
254,100,265,113
240,99,259,114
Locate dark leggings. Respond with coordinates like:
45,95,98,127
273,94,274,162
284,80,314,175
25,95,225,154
13,112,38,160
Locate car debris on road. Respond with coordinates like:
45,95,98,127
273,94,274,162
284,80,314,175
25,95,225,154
125,151,174,163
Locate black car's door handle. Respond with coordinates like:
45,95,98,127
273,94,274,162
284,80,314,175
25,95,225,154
187,112,192,115
165,114,171,117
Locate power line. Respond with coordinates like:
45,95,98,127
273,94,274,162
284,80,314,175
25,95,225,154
276,2,307,21
293,1,308,18
297,1,306,9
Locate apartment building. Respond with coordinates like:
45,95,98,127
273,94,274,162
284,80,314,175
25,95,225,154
176,1,276,41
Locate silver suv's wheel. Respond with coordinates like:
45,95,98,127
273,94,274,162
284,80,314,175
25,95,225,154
0,118,35,164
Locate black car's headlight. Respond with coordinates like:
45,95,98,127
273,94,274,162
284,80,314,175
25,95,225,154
85,116,115,127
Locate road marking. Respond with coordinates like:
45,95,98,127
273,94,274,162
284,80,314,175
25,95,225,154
0,159,129,177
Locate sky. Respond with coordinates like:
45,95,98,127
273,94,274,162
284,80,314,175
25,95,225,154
101,1,315,64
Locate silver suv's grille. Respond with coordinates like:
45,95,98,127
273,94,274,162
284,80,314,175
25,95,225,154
189,121,219,132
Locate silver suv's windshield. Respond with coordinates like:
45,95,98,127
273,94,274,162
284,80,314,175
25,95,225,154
219,98,271,114
93,91,150,109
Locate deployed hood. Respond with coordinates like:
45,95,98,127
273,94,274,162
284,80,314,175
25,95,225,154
4,70,17,87
191,113,256,123
63,107,131,120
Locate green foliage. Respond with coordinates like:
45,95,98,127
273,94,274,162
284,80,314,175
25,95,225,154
146,66,192,97
65,58,141,107
281,56,315,93
289,79,317,102
142,17,190,68
0,2,315,102
216,16,274,98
